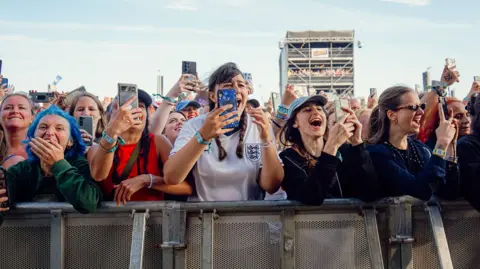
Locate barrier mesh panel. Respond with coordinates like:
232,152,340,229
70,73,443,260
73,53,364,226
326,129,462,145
213,220,281,269
65,224,132,269
443,215,480,269
143,224,163,269
412,216,440,269
295,219,370,269
0,226,50,269
186,220,202,269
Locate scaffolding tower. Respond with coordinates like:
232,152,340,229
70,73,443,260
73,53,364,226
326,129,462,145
279,30,355,97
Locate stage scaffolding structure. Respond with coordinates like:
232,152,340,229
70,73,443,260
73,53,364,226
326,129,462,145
279,30,355,98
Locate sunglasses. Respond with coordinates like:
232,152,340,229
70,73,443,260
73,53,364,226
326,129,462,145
394,103,426,112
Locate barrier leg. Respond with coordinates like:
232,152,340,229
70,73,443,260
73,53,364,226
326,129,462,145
363,209,385,269
387,203,413,269
162,202,187,269
281,209,295,269
50,209,65,269
426,205,454,269
129,210,149,269
201,211,215,269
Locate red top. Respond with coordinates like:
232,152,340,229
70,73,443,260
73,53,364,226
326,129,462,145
100,133,164,201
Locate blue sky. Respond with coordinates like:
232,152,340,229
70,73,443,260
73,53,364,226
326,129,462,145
0,0,479,103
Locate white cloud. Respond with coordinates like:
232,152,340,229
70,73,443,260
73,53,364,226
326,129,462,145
380,0,431,6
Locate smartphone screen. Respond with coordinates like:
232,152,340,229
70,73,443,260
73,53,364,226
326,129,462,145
0,167,8,209
78,116,94,146
1,78,8,87
118,83,138,108
474,76,480,83
217,89,238,129
30,92,55,103
271,92,281,112
334,99,350,122
439,96,449,120
65,86,87,105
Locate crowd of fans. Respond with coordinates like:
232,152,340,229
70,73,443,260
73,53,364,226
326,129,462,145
0,60,480,223
288,68,353,78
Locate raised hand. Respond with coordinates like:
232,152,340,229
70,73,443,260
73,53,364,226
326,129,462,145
198,105,238,141
435,103,457,150
106,96,143,137
248,107,272,142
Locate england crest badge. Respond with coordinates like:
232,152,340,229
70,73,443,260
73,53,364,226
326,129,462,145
245,143,261,162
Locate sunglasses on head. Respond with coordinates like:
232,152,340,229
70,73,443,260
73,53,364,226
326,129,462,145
394,103,426,112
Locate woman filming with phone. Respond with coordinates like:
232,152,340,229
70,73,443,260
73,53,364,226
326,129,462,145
164,62,284,201
88,89,192,205
278,96,378,205
68,93,107,149
367,86,459,201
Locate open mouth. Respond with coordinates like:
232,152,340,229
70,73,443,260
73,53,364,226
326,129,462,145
412,116,421,127
236,98,242,108
309,118,323,128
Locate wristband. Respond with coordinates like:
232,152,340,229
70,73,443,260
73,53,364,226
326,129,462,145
261,139,274,148
277,104,289,115
445,156,458,163
99,141,118,153
148,174,154,189
102,131,125,145
195,131,210,145
432,148,447,159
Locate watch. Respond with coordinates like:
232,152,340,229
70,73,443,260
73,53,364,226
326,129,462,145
195,131,210,145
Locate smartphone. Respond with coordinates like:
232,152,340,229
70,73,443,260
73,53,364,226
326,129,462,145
0,167,9,209
65,86,87,106
182,61,196,81
217,89,239,129
445,58,456,69
439,96,449,120
78,116,94,146
474,76,480,83
117,83,138,108
334,99,350,122
369,88,377,98
1,78,7,87
0,60,3,74
271,92,281,113
30,92,55,103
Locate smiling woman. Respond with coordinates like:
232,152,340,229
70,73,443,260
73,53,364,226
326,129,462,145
0,93,35,168
278,95,378,205
0,105,102,223
164,62,284,201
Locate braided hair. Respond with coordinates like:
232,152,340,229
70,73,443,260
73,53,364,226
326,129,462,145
208,62,247,161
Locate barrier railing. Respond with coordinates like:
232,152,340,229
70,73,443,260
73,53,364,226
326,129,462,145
1,198,478,269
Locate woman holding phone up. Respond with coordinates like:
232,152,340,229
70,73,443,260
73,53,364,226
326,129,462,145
89,90,192,204
367,86,459,201
278,96,378,205
164,63,284,201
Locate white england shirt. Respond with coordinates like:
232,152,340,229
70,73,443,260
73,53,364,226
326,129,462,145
170,113,278,201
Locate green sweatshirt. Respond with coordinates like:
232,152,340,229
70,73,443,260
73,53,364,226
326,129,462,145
0,156,102,223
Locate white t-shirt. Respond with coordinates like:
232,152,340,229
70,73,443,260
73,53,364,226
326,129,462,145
170,113,278,201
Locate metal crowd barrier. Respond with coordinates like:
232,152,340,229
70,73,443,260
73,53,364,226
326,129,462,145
0,197,478,269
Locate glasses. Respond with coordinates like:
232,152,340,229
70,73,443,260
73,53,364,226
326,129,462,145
394,103,426,112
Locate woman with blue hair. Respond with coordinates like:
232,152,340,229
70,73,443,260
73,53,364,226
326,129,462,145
0,105,102,219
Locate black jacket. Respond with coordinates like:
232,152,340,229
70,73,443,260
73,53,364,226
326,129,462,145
279,143,379,205
367,139,459,201
458,134,480,210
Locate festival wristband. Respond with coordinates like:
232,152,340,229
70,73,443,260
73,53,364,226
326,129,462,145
432,148,447,159
445,156,458,163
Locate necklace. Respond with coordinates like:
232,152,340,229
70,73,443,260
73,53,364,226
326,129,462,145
384,139,424,168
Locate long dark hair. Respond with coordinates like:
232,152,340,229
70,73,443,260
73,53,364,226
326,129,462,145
468,93,480,135
112,104,151,183
68,93,107,140
368,86,413,144
208,62,248,161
